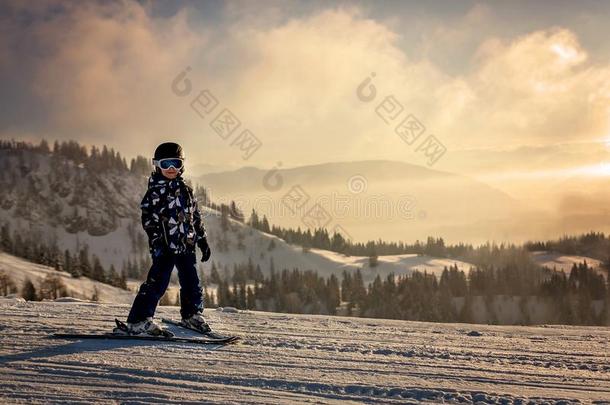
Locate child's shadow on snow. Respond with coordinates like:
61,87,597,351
0,337,226,365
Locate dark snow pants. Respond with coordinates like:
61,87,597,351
127,250,204,323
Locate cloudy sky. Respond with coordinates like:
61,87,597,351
1,0,609,190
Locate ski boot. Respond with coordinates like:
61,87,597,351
182,313,211,334
121,317,174,337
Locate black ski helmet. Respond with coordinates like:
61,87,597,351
153,142,185,174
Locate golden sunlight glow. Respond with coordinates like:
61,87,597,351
476,163,610,182
551,43,577,61
582,162,610,176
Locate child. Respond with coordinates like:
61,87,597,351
125,142,212,336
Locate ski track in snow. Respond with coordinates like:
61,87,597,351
0,300,609,404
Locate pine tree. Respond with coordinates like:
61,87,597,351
39,139,50,154
352,269,367,308
341,270,352,302
437,275,455,322
91,286,99,302
108,264,119,287
210,262,221,284
0,270,16,295
220,204,230,232
267,239,276,251
118,270,128,290
261,216,271,233
246,286,255,309
459,294,474,323
229,201,245,222
248,209,260,229
21,278,38,301
0,224,12,253
39,274,67,300
64,249,78,277
203,286,212,308
326,274,340,314
369,253,379,268
330,231,346,253
91,255,106,283
78,246,91,278
254,264,264,283
238,281,247,308
130,155,151,176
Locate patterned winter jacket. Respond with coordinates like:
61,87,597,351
140,171,207,255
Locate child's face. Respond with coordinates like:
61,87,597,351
160,167,179,179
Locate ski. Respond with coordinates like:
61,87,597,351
161,318,240,342
51,332,237,345
51,318,238,345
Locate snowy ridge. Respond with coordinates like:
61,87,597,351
0,252,134,304
205,210,474,283
531,251,607,279
1,300,608,403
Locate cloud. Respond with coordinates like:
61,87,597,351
0,1,205,155
462,28,610,146
224,8,610,167
216,6,454,164
1,2,609,172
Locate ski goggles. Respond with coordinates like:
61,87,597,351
153,158,184,170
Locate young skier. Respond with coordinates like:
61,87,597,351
125,142,212,336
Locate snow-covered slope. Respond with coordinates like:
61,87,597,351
0,299,608,403
208,217,474,283
530,250,603,272
309,248,473,278
0,252,134,304
530,251,607,279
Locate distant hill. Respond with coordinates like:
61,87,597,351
195,160,521,244
530,251,607,280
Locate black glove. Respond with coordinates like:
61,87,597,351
197,237,211,262
151,238,168,259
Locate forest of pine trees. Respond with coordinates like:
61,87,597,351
0,270,88,303
0,222,128,291
247,207,477,258
0,138,152,177
526,231,610,263
204,257,609,326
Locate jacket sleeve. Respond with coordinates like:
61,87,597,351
190,189,208,243
141,188,164,249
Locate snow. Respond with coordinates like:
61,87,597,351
51,297,89,303
530,250,603,273
217,306,239,313
0,252,135,304
530,251,607,279
1,300,608,403
308,248,473,279
206,218,474,283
